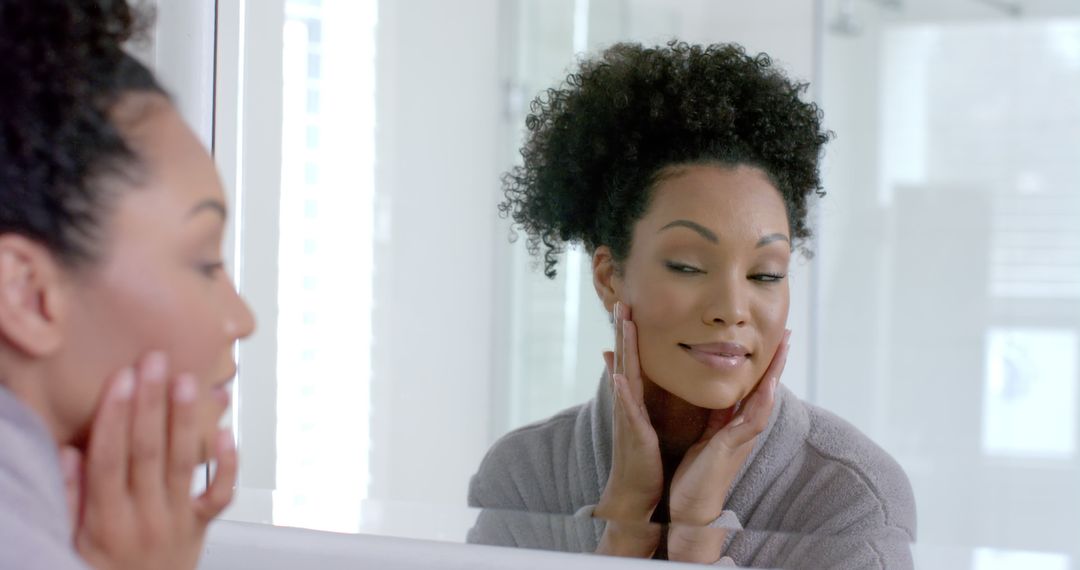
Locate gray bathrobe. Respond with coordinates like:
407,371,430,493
467,378,916,568
0,385,88,569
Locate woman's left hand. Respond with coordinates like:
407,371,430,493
60,352,238,570
667,330,790,527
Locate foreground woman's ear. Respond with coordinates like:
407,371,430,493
0,235,69,357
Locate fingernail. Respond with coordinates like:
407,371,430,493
112,368,136,400
614,302,622,321
729,415,745,428
622,320,630,336
174,375,198,402
142,351,167,383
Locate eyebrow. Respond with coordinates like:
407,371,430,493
659,220,719,244
658,220,790,248
187,199,227,221
756,233,790,248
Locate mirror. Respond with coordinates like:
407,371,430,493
202,0,1079,566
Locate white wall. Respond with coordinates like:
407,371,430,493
367,0,502,506
816,0,1080,557
206,0,504,518
129,0,216,149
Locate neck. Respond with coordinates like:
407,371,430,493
0,365,75,449
641,376,714,460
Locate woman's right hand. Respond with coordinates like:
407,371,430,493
65,352,237,570
594,302,664,557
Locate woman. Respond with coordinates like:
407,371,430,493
469,42,916,566
0,1,253,568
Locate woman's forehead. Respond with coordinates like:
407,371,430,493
643,165,787,228
119,98,225,206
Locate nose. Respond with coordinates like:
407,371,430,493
702,272,749,327
224,283,256,340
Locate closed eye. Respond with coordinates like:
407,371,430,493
198,261,225,278
665,261,704,274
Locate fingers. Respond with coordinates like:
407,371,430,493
83,368,136,513
167,374,200,507
74,354,231,569
611,343,657,448
194,429,237,524
740,329,791,402
621,318,646,408
613,302,625,376
613,374,656,446
130,352,169,507
769,329,792,388
601,306,666,523
611,301,646,413
723,333,790,445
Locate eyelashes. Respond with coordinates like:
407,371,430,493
664,261,786,282
751,273,787,283
198,261,225,278
665,261,703,274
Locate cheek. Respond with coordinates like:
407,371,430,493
102,265,234,443
757,285,789,330
624,273,698,372
750,284,790,372
108,273,225,370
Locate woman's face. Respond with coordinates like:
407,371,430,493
54,95,254,455
610,164,791,410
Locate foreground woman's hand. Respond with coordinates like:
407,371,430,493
667,331,790,526
63,352,237,570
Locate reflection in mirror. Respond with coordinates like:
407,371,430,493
469,39,915,565
214,0,1080,567
468,507,914,567
202,502,1073,569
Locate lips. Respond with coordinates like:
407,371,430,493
679,341,751,371
211,365,237,406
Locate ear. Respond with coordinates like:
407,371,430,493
592,246,623,315
0,235,69,357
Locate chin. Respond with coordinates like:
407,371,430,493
678,387,742,410
660,373,753,410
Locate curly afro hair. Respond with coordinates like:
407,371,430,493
0,0,165,266
499,41,832,278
